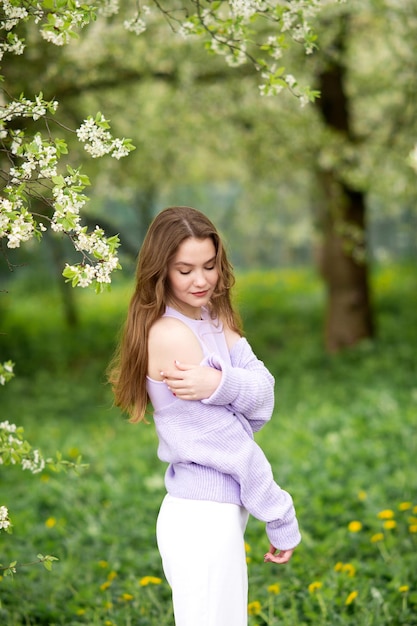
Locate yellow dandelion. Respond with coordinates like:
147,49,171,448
98,560,109,568
100,581,111,591
399,585,409,594
398,502,412,511
308,581,323,593
245,542,251,553
104,621,114,626
413,505,417,514
409,524,417,533
334,562,344,572
377,509,394,520
107,570,117,581
103,601,113,610
121,593,133,602
267,583,281,595
76,609,86,616
358,490,367,501
342,563,356,577
45,517,56,528
246,556,252,564
348,520,362,533
371,533,384,543
408,517,417,524
248,600,262,616
345,590,358,605
383,520,396,530
139,576,162,587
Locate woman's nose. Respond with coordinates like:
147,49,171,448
193,269,206,286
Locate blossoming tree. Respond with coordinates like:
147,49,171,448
1,1,349,286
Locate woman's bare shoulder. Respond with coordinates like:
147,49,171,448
148,316,197,348
149,315,189,335
147,316,204,379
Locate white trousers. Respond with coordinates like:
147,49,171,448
156,495,249,626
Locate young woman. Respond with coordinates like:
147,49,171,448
109,206,301,626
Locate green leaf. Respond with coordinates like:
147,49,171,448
52,175,65,186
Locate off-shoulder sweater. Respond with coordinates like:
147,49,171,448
146,306,301,551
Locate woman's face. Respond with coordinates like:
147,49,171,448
167,237,219,318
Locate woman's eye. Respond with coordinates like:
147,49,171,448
205,266,215,271
179,270,191,275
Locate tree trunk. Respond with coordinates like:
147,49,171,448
47,232,79,328
315,25,375,352
317,173,374,352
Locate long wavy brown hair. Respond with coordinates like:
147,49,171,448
108,206,242,423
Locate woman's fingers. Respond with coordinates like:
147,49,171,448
264,547,294,564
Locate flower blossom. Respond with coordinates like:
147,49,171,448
0,506,11,531
345,590,358,605
348,520,362,533
247,600,262,615
139,576,162,586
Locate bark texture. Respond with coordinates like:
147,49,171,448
316,27,374,352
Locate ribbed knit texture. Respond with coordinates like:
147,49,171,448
147,308,301,550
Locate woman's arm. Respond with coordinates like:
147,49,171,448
154,398,301,552
148,317,221,397
150,320,299,553
201,338,275,431
159,333,275,430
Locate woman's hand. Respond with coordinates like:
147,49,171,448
264,544,295,564
161,360,222,400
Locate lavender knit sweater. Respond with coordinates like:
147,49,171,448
146,307,301,551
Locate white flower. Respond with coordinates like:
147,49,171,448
8,435,22,446
230,0,267,20
178,20,196,38
98,0,120,17
6,211,34,248
78,264,96,288
0,505,11,530
111,138,130,160
124,17,146,36
0,421,17,433
21,449,45,474
285,74,297,87
0,0,28,30
77,117,132,160
41,29,66,46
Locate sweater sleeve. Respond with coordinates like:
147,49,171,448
154,401,301,551
201,337,274,432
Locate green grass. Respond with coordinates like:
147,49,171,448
1,264,416,625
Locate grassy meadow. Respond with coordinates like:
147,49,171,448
1,264,416,625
